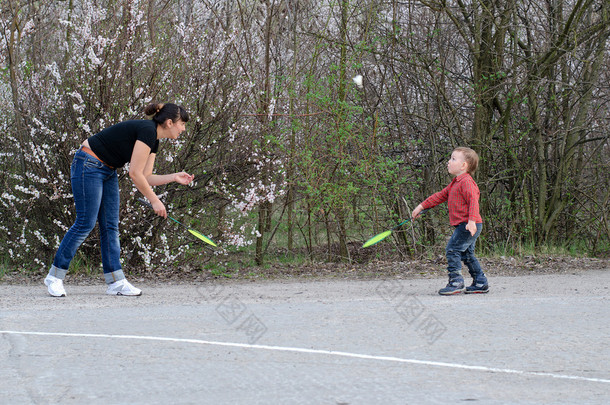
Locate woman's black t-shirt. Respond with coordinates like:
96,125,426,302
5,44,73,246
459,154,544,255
87,120,159,168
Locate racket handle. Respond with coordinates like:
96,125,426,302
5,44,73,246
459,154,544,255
405,208,429,224
393,208,429,230
137,197,153,209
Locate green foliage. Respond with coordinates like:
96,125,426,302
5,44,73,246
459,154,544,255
0,255,9,280
482,239,597,259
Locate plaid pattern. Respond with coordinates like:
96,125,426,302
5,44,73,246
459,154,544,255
421,173,482,225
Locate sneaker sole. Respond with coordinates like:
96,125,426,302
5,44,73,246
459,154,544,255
107,292,142,296
439,289,465,296
464,289,489,294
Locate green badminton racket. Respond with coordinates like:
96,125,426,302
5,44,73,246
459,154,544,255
362,209,429,248
137,198,218,247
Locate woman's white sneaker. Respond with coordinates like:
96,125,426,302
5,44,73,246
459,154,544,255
106,279,142,296
44,275,67,297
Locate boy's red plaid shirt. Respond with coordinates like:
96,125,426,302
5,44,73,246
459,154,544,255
421,173,482,225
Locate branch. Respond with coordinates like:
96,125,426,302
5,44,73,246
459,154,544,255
240,110,331,118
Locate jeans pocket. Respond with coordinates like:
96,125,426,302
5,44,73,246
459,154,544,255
84,159,104,169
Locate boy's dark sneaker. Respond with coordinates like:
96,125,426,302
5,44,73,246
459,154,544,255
438,280,465,295
465,282,489,294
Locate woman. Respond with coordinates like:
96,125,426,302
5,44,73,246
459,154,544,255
44,103,194,297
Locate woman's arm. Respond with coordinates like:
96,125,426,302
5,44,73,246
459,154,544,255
130,142,195,218
143,153,194,186
142,153,170,186
129,141,167,217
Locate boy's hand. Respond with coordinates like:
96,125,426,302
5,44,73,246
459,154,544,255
412,204,425,219
466,220,477,236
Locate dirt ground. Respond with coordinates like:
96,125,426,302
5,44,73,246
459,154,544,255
2,255,608,285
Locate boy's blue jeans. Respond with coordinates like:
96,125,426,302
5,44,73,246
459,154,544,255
446,222,487,284
48,149,125,284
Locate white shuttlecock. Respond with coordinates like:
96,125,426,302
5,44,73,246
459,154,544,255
352,75,363,88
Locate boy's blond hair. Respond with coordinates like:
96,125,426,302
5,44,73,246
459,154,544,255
454,147,479,174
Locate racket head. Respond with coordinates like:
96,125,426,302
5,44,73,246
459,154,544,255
188,229,218,247
362,230,392,248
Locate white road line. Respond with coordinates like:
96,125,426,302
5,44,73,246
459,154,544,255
2,330,609,384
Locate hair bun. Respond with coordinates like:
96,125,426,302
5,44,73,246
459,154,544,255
144,103,189,124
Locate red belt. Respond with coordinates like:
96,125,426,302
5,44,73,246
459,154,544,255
80,146,115,169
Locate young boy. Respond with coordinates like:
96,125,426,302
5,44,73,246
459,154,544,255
412,147,489,295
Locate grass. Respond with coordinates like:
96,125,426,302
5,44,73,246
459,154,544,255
203,259,246,279
0,256,9,280
202,237,604,273
0,233,605,283
482,239,598,259
68,254,97,277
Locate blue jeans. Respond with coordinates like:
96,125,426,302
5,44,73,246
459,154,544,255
48,149,125,284
445,222,487,284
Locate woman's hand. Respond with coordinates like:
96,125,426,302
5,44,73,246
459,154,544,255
152,199,167,218
174,172,195,185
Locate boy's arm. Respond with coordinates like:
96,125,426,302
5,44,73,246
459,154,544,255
464,179,480,223
412,184,451,219
463,178,481,236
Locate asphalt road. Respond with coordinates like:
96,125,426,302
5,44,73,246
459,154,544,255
1,269,609,404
